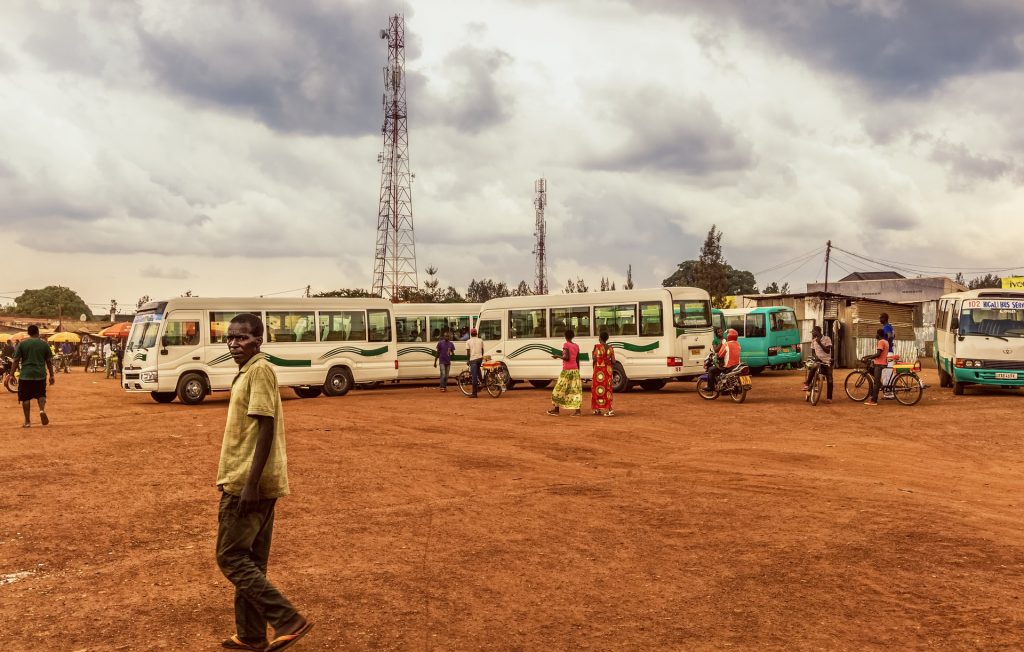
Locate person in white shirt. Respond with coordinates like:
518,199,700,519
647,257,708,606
466,328,485,398
804,325,833,402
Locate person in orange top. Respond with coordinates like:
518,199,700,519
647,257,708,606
863,327,889,406
708,328,741,391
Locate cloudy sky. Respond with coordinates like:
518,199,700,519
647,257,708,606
2,0,1023,312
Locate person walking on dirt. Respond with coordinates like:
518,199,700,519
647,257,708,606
466,328,484,398
12,325,55,428
548,329,583,416
590,331,615,416
803,325,833,402
434,330,455,392
216,313,312,652
879,313,896,400
863,327,889,406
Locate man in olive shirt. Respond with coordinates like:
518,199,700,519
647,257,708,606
12,325,55,427
216,313,312,651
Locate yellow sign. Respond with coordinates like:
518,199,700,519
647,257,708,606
1002,276,1024,289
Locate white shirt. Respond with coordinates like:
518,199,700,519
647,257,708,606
467,336,484,361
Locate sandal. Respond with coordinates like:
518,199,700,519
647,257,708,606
571,409,582,417
222,634,268,651
546,408,559,416
605,410,615,417
267,621,314,651
592,410,602,416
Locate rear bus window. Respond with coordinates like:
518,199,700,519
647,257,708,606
769,311,798,332
673,300,712,329
210,311,262,344
367,310,392,342
550,307,591,338
320,311,366,342
595,304,637,337
266,311,316,343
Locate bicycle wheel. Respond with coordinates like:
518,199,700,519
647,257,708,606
456,369,473,396
893,372,923,406
810,374,822,406
484,371,502,398
844,370,871,402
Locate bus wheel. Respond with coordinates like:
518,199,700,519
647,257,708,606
324,367,353,397
151,391,176,404
177,373,207,405
953,381,965,396
612,363,629,393
294,386,323,399
639,379,667,391
937,367,952,388
749,367,766,376
529,379,552,389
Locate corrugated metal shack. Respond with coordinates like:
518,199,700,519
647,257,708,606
744,292,916,368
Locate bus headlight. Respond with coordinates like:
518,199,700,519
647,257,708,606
141,372,158,383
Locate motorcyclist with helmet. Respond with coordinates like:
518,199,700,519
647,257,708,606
708,328,741,391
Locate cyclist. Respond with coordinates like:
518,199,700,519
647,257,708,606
862,327,889,406
803,325,833,402
880,313,896,399
708,328,741,392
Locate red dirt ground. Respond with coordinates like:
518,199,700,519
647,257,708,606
1,367,1022,651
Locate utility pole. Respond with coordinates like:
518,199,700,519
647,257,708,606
305,285,311,298
371,14,418,301
824,240,832,293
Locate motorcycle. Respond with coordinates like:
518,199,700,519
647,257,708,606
1,355,17,393
696,350,751,403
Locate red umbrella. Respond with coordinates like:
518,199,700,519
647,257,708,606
99,322,132,338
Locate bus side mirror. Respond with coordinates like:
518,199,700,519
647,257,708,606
950,316,959,331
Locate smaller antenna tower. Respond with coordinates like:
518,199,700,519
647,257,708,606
532,178,548,295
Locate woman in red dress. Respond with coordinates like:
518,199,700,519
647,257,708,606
591,331,615,416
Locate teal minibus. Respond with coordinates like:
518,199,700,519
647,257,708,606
712,307,801,373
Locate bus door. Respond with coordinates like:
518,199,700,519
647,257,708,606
159,310,204,383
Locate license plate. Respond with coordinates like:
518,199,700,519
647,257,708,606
781,347,791,353
741,376,752,388
994,372,1018,379
689,348,701,355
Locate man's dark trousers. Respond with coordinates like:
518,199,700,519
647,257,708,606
216,491,298,642
469,359,482,396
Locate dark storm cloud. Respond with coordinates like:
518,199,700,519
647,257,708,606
632,0,1024,97
137,1,414,136
413,45,515,133
587,94,754,175
930,139,1018,188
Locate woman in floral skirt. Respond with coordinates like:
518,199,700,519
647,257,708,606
591,331,615,416
547,329,582,416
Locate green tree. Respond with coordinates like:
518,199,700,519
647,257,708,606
696,225,730,307
313,288,376,298
513,280,533,296
664,260,757,295
968,273,1002,290
423,265,441,302
12,286,92,319
624,265,634,290
136,295,151,310
466,279,510,302
440,286,467,303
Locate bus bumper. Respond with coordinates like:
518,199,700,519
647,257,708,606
953,368,1024,387
122,370,160,392
768,351,802,367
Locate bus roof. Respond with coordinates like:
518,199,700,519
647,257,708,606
479,287,708,312
939,289,1024,301
139,297,395,312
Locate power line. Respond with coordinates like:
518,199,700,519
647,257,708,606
753,246,825,277
832,245,1022,276
258,287,308,297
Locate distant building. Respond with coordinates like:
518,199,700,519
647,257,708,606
807,272,965,304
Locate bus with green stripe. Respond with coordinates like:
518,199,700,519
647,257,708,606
934,289,1024,395
474,287,713,392
122,297,398,405
394,303,480,381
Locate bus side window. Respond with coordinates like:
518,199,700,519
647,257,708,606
745,314,766,338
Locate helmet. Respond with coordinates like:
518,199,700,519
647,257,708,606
726,328,739,342
470,328,478,335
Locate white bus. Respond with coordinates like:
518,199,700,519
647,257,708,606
122,297,397,405
934,289,1024,395
475,287,713,392
394,303,480,380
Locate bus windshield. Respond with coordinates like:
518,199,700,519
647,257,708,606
128,317,161,351
673,300,711,329
960,299,1024,339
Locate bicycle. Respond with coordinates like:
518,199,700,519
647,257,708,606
803,356,829,406
844,357,923,406
456,359,508,398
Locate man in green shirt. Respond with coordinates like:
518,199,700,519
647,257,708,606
215,313,312,652
12,325,55,427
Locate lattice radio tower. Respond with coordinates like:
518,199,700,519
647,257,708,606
372,14,418,301
532,178,548,295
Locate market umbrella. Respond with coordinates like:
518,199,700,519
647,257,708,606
99,322,132,338
8,331,31,343
49,332,81,343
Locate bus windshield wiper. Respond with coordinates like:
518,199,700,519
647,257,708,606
964,332,1009,342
